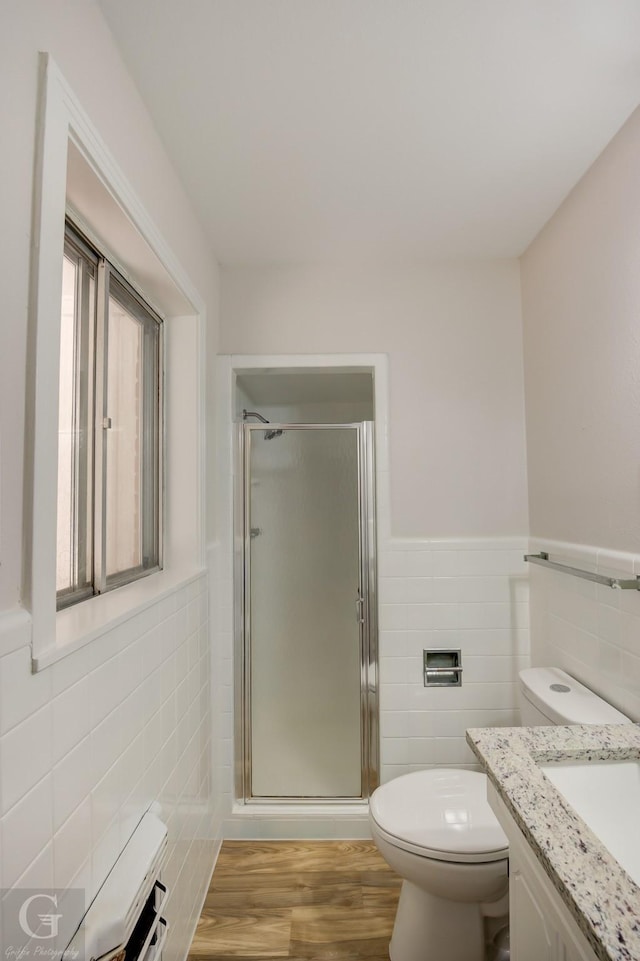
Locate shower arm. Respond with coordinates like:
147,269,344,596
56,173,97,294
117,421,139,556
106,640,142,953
243,409,270,425
242,409,284,441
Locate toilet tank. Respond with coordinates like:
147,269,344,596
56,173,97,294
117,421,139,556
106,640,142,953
519,667,631,726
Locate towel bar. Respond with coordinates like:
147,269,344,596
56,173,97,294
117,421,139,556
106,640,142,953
524,552,640,590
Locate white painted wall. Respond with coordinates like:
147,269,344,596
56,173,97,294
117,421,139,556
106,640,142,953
522,105,640,554
521,105,640,719
0,0,220,615
220,263,529,538
0,3,220,958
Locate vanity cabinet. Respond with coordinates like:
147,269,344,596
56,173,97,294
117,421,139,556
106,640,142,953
488,785,600,961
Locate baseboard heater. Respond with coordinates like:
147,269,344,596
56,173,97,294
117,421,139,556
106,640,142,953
64,810,169,961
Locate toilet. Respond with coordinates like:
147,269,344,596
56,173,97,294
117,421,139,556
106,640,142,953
369,667,631,961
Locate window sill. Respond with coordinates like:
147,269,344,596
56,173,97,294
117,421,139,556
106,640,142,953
32,566,206,672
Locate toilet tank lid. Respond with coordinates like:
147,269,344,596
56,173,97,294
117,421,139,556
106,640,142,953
519,668,631,725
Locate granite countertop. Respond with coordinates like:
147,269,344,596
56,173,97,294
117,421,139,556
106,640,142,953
466,723,640,961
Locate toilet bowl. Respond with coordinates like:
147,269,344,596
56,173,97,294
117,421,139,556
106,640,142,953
369,768,508,961
370,667,632,961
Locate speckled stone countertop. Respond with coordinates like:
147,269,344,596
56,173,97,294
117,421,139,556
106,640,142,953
466,723,640,961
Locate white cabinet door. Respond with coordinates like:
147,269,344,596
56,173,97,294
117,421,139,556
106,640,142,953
510,861,554,961
488,785,599,961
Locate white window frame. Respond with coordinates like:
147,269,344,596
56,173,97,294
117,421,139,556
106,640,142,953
28,54,206,669
57,220,163,609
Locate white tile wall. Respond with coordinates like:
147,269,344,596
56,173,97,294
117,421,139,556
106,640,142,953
0,573,218,961
528,538,640,722
212,551,235,832
378,538,529,782
213,531,530,829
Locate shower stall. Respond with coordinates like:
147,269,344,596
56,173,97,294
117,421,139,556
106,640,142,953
235,417,378,803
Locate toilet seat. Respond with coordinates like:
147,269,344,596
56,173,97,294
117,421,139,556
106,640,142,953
370,769,508,864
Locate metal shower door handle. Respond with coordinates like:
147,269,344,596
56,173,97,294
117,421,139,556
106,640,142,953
355,590,365,624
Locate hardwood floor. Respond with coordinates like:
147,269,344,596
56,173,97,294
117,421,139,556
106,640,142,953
187,841,401,961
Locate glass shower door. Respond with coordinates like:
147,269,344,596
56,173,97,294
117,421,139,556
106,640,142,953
244,424,364,799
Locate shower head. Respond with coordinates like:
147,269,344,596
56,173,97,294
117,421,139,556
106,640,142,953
242,409,283,440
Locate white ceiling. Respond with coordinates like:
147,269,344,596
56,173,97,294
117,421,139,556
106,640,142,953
99,0,640,264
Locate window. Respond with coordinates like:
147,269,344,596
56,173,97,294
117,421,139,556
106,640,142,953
31,58,203,668
57,220,162,609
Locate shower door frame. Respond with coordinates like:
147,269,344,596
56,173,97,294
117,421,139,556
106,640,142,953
234,421,379,804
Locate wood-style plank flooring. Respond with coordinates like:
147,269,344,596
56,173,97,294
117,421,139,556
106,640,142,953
187,841,401,961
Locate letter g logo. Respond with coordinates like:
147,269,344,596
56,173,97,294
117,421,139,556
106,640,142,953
18,893,63,940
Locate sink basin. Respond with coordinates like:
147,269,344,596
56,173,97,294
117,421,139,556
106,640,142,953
539,758,640,887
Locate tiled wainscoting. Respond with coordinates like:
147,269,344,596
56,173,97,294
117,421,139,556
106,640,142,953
378,537,530,782
211,534,530,837
528,538,640,723
0,573,218,961
208,542,235,830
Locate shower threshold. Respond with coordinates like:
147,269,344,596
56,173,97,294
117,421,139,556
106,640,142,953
225,800,372,840
233,801,369,815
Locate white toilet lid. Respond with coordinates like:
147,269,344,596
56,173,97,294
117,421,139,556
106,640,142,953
370,769,509,863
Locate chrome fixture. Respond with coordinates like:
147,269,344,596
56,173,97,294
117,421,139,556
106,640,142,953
242,408,283,441
524,552,640,590
424,649,463,687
